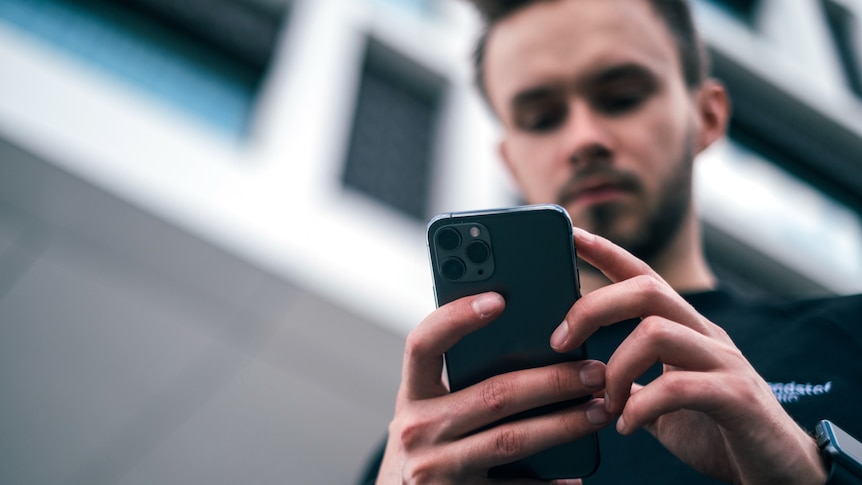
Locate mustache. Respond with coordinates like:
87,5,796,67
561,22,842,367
555,167,643,207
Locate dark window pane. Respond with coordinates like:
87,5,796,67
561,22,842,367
342,41,444,220
822,0,862,98
704,0,760,24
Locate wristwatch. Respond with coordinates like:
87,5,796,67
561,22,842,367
815,420,862,484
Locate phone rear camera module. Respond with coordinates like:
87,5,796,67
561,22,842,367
436,227,461,251
465,240,490,264
441,257,466,280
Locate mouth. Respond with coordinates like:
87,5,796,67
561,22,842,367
561,177,635,209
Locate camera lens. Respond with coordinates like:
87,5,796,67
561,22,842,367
465,240,490,264
441,257,466,280
436,227,461,251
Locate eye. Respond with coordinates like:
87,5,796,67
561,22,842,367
516,102,567,133
591,81,656,115
594,92,646,114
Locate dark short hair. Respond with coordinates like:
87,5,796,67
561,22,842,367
468,0,710,107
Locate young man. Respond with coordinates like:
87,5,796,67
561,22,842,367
362,0,862,483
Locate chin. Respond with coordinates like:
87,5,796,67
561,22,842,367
582,216,645,252
572,202,636,233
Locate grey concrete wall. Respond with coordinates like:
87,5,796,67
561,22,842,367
0,139,403,484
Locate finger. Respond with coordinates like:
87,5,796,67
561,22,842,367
451,398,609,476
441,360,608,438
573,226,664,284
603,316,735,413
552,274,714,352
614,370,749,435
403,292,505,400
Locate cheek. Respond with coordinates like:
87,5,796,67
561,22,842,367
505,135,570,202
619,103,690,183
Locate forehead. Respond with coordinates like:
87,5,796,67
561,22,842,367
484,0,682,112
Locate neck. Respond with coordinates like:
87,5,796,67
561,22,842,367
579,210,716,295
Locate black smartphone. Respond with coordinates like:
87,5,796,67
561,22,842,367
426,204,600,480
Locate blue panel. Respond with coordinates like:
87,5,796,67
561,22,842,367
0,0,261,137
380,0,436,16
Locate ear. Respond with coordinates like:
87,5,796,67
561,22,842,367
694,79,731,154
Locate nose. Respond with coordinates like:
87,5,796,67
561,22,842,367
562,100,613,167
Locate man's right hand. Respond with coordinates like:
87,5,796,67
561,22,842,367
376,292,612,484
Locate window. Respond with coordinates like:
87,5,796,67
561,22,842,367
821,0,862,98
702,0,761,24
697,137,862,297
376,0,438,16
342,40,446,220
0,0,286,137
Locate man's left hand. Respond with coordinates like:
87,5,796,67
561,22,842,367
551,227,828,485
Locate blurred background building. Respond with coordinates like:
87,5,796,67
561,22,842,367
0,0,861,483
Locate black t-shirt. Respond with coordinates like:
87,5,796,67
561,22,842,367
359,289,862,484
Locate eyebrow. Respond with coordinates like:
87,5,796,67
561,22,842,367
582,62,659,88
509,62,659,110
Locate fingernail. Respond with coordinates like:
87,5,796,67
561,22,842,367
572,226,595,242
579,361,605,388
471,293,502,318
550,320,569,350
586,401,611,425
616,415,627,434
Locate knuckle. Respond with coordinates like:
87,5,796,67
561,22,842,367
632,274,665,298
397,422,423,451
663,374,684,395
576,293,599,318
403,454,445,484
481,378,513,414
631,256,656,276
711,323,733,342
493,427,525,460
396,414,434,451
638,316,674,343
603,361,618,384
659,372,690,399
546,365,576,397
713,340,743,363
403,331,430,361
712,375,738,402
557,407,585,437
604,359,624,386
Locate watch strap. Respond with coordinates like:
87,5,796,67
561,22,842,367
826,458,862,485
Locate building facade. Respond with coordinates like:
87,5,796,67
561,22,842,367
0,0,861,483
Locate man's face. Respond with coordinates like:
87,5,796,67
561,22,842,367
484,0,701,262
